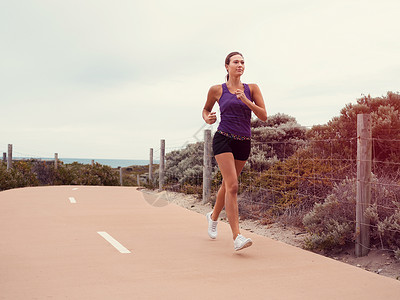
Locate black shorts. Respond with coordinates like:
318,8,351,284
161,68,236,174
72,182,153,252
212,132,251,161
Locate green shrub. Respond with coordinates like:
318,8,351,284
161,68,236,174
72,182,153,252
303,176,400,253
241,147,337,221
0,161,39,190
121,165,152,187
0,161,119,191
303,196,355,252
249,113,307,171
307,92,400,176
56,162,119,186
32,161,58,185
365,178,400,253
159,142,207,197
303,178,356,252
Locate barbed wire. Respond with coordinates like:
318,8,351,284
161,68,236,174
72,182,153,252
158,167,399,218
158,135,400,243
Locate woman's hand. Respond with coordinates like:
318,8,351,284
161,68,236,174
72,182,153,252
204,111,217,124
203,85,222,125
236,85,267,122
235,89,249,103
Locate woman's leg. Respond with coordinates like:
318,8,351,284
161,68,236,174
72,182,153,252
211,181,226,221
212,160,247,221
214,153,247,239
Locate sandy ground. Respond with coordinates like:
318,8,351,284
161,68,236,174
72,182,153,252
143,188,400,281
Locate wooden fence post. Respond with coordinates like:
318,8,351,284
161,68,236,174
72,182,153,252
119,167,123,186
7,144,12,170
2,152,6,163
54,153,58,169
203,130,212,204
149,148,153,184
159,139,165,191
137,174,140,187
355,114,372,257
91,160,94,166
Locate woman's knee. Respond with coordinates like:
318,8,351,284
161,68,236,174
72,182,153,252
225,180,238,195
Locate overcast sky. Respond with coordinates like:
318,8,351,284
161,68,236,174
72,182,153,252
1,0,399,160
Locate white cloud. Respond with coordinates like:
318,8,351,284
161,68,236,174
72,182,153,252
1,0,399,159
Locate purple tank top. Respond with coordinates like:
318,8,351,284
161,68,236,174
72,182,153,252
217,83,253,137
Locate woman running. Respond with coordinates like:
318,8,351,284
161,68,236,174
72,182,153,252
202,51,267,251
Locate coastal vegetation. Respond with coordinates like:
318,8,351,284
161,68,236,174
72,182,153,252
158,91,400,255
1,92,399,256
0,161,120,190
121,164,158,186
0,157,158,191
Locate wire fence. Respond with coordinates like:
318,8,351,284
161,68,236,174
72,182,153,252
2,123,399,254
157,132,400,253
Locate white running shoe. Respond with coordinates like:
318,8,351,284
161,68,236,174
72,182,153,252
206,212,218,239
234,234,253,251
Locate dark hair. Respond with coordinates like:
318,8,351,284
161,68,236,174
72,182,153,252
225,51,243,81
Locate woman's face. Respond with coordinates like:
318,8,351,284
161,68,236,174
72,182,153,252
226,54,245,77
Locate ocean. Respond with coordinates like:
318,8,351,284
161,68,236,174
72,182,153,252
14,157,159,168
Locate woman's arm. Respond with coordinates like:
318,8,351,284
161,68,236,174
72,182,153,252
202,85,222,124
235,84,267,121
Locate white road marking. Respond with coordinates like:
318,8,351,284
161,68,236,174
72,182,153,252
68,197,76,204
97,231,131,254
72,188,79,191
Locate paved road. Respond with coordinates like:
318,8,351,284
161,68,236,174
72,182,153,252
0,186,399,299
